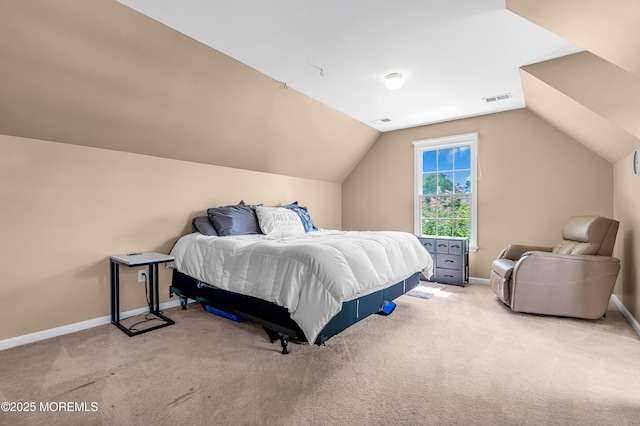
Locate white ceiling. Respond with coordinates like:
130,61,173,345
116,0,583,132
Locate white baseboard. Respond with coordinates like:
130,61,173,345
468,280,638,337
5,289,635,351
0,299,191,351
611,294,640,338
467,279,640,338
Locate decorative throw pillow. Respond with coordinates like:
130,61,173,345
283,201,318,232
207,203,262,236
256,206,305,237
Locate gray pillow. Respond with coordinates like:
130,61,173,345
207,203,263,236
192,216,218,236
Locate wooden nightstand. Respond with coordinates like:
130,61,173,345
110,252,175,336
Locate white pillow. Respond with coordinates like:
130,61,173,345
255,206,305,237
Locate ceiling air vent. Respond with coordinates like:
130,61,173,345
483,93,512,103
371,118,392,124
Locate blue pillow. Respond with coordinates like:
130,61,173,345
283,201,317,232
193,201,246,235
207,203,263,236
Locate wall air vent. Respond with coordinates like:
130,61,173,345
371,118,391,124
483,93,512,103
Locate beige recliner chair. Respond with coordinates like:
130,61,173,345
490,216,620,319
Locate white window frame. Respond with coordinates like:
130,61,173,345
413,132,478,252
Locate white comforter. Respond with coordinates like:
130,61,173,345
169,229,433,343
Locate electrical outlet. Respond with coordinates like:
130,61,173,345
137,270,146,283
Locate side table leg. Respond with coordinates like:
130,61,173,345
110,261,120,324
147,264,154,313
154,263,160,313
148,263,161,315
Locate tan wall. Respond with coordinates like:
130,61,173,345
0,0,379,184
521,52,640,143
507,0,640,77
507,0,640,325
342,109,613,279
520,60,640,165
0,134,341,341
613,153,640,320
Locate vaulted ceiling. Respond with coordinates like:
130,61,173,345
1,0,638,185
115,0,582,132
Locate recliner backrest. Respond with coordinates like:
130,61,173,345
552,216,619,256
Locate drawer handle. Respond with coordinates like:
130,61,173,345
445,260,454,263
451,245,460,249
438,244,447,247
444,274,455,278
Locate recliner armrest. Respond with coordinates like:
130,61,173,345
519,251,620,263
514,251,621,286
498,244,553,261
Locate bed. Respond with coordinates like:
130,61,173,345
168,202,433,353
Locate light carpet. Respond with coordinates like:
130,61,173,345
0,284,639,426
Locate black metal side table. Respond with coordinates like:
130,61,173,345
110,252,175,336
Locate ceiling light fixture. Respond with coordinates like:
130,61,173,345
385,73,404,90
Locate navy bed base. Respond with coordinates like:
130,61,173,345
170,269,421,354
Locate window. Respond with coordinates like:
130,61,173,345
413,133,478,252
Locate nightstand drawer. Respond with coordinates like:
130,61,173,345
447,240,465,255
435,240,450,253
435,239,466,254
418,237,436,253
436,254,462,270
435,269,463,285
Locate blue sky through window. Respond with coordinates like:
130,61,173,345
414,133,477,249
